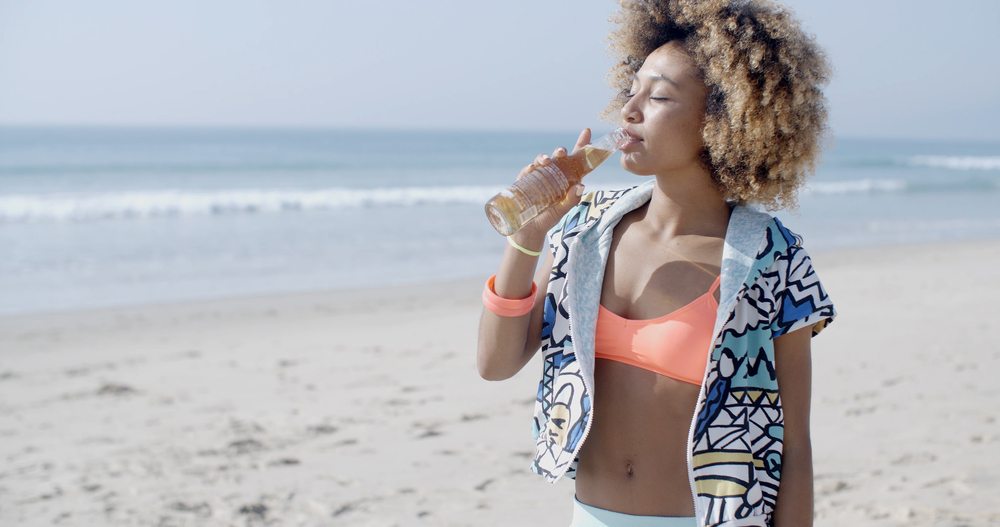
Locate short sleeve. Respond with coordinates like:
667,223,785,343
770,244,837,339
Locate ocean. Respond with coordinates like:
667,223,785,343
2,126,998,316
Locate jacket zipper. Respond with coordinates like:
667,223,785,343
553,234,597,484
686,301,730,524
573,356,597,478
685,357,708,523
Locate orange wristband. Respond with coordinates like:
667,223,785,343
482,274,537,317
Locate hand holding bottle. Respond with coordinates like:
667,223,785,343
485,126,627,237
507,128,594,248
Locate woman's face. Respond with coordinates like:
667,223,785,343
619,41,710,177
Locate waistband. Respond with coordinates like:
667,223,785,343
571,494,698,527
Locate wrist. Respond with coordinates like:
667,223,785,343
509,230,545,253
482,274,537,317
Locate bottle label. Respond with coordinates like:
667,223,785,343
519,204,538,223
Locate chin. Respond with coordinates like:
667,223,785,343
619,156,657,176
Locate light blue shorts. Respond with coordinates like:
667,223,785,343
571,494,698,527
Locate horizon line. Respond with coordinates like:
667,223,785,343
0,122,997,145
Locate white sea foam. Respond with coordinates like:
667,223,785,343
903,155,1000,171
802,179,908,195
0,186,504,222
804,177,1000,195
2,176,997,223
867,217,1000,232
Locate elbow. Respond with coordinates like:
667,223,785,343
476,342,524,381
476,314,533,381
475,350,496,381
478,367,506,382
477,360,511,382
476,341,508,382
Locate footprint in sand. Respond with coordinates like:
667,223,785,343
889,452,937,465
169,501,212,518
238,502,268,520
226,438,266,455
267,458,300,466
96,383,138,397
307,424,338,435
411,421,444,438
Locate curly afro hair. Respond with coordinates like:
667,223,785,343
601,0,833,212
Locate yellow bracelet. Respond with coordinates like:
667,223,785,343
507,236,542,257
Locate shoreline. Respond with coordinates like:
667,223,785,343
2,234,996,324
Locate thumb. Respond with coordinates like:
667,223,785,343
558,184,586,207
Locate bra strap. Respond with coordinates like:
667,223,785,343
708,275,722,294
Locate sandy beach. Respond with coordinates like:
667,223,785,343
1,238,998,526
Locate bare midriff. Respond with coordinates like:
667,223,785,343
574,360,701,516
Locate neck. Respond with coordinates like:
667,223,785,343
636,167,732,240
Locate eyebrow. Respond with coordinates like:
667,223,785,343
630,72,680,88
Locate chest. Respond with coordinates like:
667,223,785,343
598,217,724,321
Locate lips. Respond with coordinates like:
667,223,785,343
623,129,643,143
621,129,643,150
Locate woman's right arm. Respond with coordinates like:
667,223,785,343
476,229,554,381
476,128,592,381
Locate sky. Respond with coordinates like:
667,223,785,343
1,0,998,141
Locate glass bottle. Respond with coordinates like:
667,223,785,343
484,127,629,236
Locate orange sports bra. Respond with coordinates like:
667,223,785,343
595,275,721,386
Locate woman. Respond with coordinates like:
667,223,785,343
477,1,836,526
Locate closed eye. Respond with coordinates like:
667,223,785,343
625,93,670,101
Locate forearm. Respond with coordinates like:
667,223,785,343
772,440,814,527
493,231,545,298
476,230,545,380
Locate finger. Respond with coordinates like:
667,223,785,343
571,128,592,155
552,146,567,158
558,184,585,207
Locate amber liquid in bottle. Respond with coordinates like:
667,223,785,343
484,128,626,236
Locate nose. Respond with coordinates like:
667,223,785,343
621,96,641,123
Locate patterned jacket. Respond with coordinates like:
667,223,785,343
528,179,837,526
